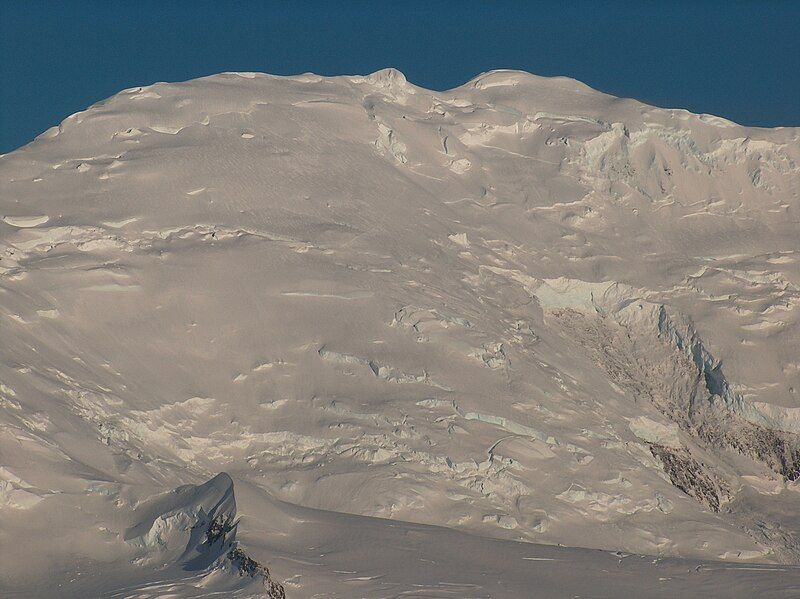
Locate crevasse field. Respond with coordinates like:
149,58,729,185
2,69,800,597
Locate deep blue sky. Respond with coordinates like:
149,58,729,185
2,1,799,153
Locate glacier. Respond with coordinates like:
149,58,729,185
2,68,800,596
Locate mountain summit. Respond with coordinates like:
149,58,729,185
2,69,800,597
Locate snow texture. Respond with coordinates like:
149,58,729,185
2,68,800,597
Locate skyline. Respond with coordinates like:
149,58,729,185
2,1,800,153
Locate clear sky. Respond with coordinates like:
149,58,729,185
2,1,799,153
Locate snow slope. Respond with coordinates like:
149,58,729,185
2,68,800,596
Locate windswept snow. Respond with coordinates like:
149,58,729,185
2,68,800,596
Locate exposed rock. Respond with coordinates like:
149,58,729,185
228,546,286,599
649,444,731,512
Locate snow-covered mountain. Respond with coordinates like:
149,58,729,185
2,69,800,597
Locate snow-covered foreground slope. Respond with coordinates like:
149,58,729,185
7,473,800,599
2,68,800,596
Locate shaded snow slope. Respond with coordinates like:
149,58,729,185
2,68,800,595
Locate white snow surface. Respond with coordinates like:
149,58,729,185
2,68,800,597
